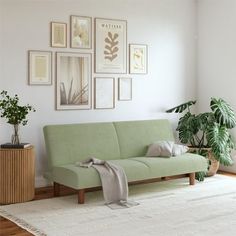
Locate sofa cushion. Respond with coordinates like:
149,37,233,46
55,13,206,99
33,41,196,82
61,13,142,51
51,154,207,189
52,159,151,189
114,119,174,158
132,153,207,178
44,122,120,169
146,141,174,157
146,141,189,157
172,144,189,156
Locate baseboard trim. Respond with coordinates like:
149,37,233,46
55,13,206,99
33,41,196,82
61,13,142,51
35,176,51,188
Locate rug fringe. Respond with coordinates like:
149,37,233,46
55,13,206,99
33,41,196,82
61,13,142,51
0,209,47,236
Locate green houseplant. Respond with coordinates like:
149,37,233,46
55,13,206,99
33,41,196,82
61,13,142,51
166,98,236,180
0,90,35,144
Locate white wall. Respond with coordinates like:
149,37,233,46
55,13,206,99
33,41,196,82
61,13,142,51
197,0,236,173
0,0,197,186
0,2,3,88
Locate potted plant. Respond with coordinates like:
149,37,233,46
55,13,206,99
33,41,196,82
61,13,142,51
0,90,35,144
166,98,236,180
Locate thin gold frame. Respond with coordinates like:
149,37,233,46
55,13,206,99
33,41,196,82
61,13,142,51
50,22,67,48
28,50,52,85
70,15,92,49
56,52,92,110
94,77,115,109
94,18,127,74
118,77,132,101
129,44,148,74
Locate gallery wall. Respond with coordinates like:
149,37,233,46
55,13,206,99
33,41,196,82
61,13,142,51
197,0,236,173
0,0,197,186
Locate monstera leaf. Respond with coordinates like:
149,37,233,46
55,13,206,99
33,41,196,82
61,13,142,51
177,112,199,146
210,98,236,129
206,123,232,165
166,100,196,113
195,112,215,133
166,97,236,170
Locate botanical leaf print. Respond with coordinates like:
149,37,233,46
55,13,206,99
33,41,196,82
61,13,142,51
104,32,119,61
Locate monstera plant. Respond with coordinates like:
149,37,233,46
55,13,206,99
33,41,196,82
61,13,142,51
166,98,236,180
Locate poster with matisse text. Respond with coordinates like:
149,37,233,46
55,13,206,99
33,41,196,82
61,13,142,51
95,18,127,74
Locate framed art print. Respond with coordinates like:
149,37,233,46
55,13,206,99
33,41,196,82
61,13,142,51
129,44,148,74
118,77,132,101
94,77,115,109
51,22,67,48
56,52,92,110
95,18,127,74
70,15,92,49
28,50,52,85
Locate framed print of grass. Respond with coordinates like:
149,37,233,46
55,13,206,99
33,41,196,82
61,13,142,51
56,52,92,110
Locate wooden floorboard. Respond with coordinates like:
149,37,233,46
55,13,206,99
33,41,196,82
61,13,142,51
0,171,235,236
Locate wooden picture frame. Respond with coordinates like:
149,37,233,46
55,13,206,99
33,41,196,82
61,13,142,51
94,77,115,109
28,50,52,85
129,44,148,74
70,15,92,49
51,22,67,48
56,52,92,110
118,77,132,101
95,18,127,74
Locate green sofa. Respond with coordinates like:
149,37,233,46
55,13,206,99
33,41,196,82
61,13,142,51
43,119,207,204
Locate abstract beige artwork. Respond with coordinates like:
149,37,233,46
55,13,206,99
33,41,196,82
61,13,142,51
129,44,148,74
28,51,52,85
95,18,127,74
104,32,119,61
56,52,92,110
70,16,92,49
94,77,115,109
51,22,67,48
118,77,132,101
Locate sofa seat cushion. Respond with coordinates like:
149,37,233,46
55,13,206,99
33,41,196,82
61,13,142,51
131,153,208,178
52,159,151,189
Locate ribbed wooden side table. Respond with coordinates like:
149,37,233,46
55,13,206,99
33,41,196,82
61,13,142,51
0,146,35,204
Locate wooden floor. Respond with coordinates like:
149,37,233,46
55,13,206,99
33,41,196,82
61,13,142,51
0,171,235,236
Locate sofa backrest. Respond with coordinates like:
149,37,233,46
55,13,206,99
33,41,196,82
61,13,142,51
114,119,174,158
43,119,174,169
43,122,120,169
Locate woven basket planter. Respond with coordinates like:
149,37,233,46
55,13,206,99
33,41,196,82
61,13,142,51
188,147,219,177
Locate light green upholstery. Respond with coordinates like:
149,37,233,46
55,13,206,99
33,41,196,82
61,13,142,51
114,120,174,158
132,154,207,178
52,159,151,189
43,122,120,170
43,119,208,190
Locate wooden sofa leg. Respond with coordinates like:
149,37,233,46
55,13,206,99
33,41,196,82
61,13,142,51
78,189,85,204
189,173,195,185
54,182,60,197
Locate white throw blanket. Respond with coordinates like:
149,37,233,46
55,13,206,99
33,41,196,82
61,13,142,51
77,158,139,209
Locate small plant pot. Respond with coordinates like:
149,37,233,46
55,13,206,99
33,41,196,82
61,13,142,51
188,147,219,177
207,151,220,176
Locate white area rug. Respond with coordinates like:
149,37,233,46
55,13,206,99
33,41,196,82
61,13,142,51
1,175,236,236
